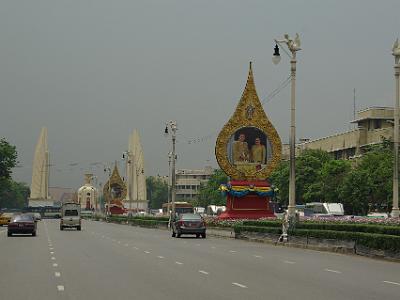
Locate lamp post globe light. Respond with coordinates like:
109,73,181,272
164,121,177,224
392,38,400,218
273,33,301,220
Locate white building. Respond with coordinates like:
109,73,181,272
175,167,213,202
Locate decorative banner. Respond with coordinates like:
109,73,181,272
219,184,275,198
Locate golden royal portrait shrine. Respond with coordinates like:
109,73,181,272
215,63,282,219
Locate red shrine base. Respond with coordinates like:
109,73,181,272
218,180,275,220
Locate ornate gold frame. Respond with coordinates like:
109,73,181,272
215,63,282,180
103,164,127,203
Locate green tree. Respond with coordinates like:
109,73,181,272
356,148,393,212
270,149,332,205
146,176,168,209
0,138,20,209
0,138,17,180
197,169,228,208
319,159,351,203
269,160,289,205
340,169,372,215
0,181,30,209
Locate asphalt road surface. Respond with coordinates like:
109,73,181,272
0,219,399,300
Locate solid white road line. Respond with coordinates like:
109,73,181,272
324,269,342,274
55,272,61,277
175,261,183,265
383,281,400,286
57,285,64,291
198,270,209,275
232,282,247,288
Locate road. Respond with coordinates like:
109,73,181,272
0,219,399,300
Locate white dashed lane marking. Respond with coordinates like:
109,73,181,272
51,257,56,260
232,282,247,288
157,256,164,259
55,272,61,277
53,263,58,267
175,261,183,265
199,270,209,275
383,281,400,286
253,255,263,259
57,285,64,291
133,247,139,250
229,250,237,253
144,251,151,254
324,269,342,274
283,260,296,264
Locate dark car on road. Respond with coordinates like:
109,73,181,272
172,213,206,238
7,214,37,237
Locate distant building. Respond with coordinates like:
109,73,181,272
175,167,214,202
282,107,394,160
48,187,75,206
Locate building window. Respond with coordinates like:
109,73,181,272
375,120,382,129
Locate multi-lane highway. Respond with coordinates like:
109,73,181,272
0,219,399,300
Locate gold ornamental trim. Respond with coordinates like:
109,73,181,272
103,163,127,203
215,63,282,180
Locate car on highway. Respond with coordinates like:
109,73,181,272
171,213,206,238
0,212,13,226
7,214,37,236
60,202,81,231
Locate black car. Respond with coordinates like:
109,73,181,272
7,214,37,236
172,213,206,238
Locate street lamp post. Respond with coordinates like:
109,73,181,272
164,121,177,223
135,168,144,214
104,165,112,219
167,152,172,215
273,33,301,221
122,151,132,211
392,38,400,218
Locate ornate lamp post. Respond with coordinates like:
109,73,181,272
164,121,177,223
122,150,133,211
273,33,301,221
392,38,400,218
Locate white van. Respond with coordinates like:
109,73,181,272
60,203,81,231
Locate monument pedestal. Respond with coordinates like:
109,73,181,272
218,180,275,220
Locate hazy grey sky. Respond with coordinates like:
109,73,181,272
1,0,399,189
